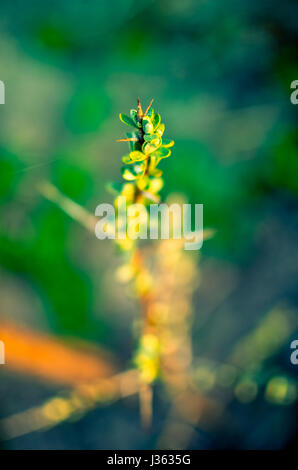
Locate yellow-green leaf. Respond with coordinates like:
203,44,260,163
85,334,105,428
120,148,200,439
121,167,137,181
152,113,161,130
162,139,174,148
155,123,165,137
119,113,137,128
151,147,171,159
142,116,154,134
142,138,161,155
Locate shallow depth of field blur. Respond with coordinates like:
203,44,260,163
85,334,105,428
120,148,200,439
0,0,298,450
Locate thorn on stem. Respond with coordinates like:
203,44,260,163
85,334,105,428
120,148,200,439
143,99,154,117
137,98,143,119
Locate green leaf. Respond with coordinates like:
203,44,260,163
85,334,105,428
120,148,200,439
142,116,154,134
151,168,163,177
155,123,165,137
119,113,137,128
150,147,171,159
130,109,137,120
144,133,158,142
130,150,147,162
130,109,142,128
142,138,161,155
152,113,161,130
147,108,154,118
162,138,174,148
106,181,123,195
136,176,150,191
142,143,154,155
149,177,164,193
122,154,133,164
122,151,147,164
133,162,146,174
148,156,158,170
123,162,145,180
121,167,138,181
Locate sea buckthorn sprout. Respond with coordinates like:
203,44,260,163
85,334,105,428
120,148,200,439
36,99,214,432
108,99,174,424
117,98,174,187
107,99,174,250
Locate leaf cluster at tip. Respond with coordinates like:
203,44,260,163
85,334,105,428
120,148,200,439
115,99,174,194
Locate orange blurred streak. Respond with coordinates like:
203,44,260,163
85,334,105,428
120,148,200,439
0,322,115,386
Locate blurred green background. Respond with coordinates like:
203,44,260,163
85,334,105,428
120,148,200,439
0,0,298,449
